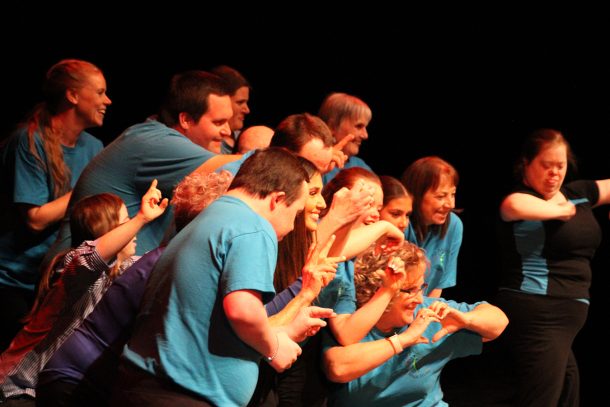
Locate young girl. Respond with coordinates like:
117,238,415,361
379,175,413,233
0,180,167,401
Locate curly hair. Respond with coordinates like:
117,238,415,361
172,170,233,231
354,241,427,309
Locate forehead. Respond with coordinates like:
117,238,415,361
232,86,249,101
385,196,412,210
535,143,567,162
204,94,232,118
81,71,106,89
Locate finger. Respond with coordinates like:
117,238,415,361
334,134,355,151
326,255,345,264
306,306,336,318
159,198,169,210
307,318,328,329
305,241,317,262
149,179,158,191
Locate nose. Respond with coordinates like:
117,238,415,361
317,196,327,210
220,123,232,137
360,128,369,140
105,95,112,105
243,103,250,114
414,290,424,303
398,215,408,231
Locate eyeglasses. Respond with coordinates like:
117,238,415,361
399,283,428,297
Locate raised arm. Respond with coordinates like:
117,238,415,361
500,192,575,222
96,179,168,262
339,220,404,260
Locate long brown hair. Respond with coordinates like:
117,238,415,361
26,59,103,198
274,157,319,292
25,193,123,322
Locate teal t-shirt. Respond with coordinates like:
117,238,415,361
324,297,483,407
122,196,277,406
405,212,463,294
0,128,102,290
322,155,373,185
51,118,215,258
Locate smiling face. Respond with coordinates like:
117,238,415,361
420,174,456,226
116,204,137,260
380,195,413,232
74,71,112,128
334,115,370,157
186,94,233,153
361,180,384,226
304,173,326,231
523,142,567,200
229,86,250,131
385,263,426,326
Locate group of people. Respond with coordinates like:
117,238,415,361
0,58,607,406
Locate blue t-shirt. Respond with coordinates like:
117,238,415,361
38,247,165,396
122,196,277,406
316,260,356,314
324,297,483,407
405,212,463,294
50,118,215,257
216,149,255,176
0,128,102,290
322,156,373,185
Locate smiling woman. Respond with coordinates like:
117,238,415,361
322,241,508,407
0,59,110,351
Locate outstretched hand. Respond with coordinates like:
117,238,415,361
402,307,440,346
139,179,169,222
302,235,345,298
286,305,336,342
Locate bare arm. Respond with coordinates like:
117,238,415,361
96,180,168,262
191,154,243,176
500,193,575,222
595,179,610,207
224,289,301,371
429,302,509,343
20,191,72,232
339,220,404,260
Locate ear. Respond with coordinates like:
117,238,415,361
66,88,79,105
177,112,192,131
269,191,287,211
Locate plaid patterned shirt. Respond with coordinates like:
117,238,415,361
0,240,137,400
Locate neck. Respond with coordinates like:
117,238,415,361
51,112,83,147
375,315,397,334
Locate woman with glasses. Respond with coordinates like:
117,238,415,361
322,241,508,407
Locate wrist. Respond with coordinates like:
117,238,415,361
264,332,279,363
386,333,403,355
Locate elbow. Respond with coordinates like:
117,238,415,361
25,219,46,233
323,355,353,383
483,310,509,342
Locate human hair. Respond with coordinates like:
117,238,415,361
172,171,233,231
211,65,251,95
25,59,103,198
157,70,229,128
229,147,309,206
318,92,372,133
354,241,427,309
27,192,123,322
401,156,459,241
514,128,577,181
270,113,334,153
380,175,409,206
321,167,381,218
274,157,320,292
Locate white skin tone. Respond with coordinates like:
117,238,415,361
228,86,250,131
360,180,383,226
380,195,413,233
299,138,334,173
178,93,233,154
304,172,326,231
420,174,456,226
333,115,370,157
523,143,568,200
66,71,112,135
116,204,136,262
269,181,309,241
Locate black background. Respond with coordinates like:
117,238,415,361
2,13,608,405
